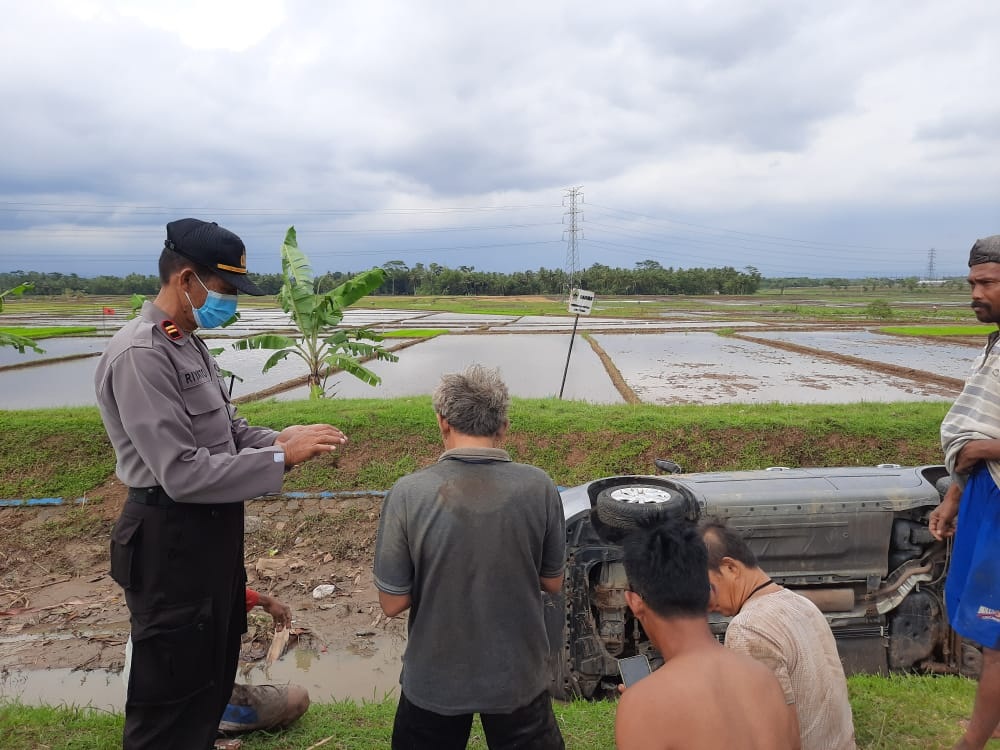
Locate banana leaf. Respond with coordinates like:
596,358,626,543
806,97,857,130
262,349,297,373
0,332,43,354
0,282,34,312
330,268,388,309
323,354,382,386
233,334,299,351
277,227,320,323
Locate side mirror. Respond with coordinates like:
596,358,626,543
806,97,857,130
654,459,683,475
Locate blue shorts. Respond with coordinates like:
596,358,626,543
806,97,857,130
945,465,1000,650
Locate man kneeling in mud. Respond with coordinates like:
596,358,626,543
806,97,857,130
124,588,309,750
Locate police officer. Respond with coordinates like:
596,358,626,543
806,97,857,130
96,218,347,750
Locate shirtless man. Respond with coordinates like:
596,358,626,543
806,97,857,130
615,522,799,750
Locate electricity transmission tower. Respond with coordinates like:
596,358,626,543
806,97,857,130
926,248,936,281
563,186,584,290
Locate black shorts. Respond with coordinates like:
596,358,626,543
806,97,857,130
391,689,565,750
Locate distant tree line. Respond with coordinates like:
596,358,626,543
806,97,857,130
0,261,764,297
759,276,966,292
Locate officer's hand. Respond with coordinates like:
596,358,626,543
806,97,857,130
277,424,348,466
929,483,961,541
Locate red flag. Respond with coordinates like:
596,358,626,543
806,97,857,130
102,307,115,315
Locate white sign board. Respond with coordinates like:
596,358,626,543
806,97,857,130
568,288,595,316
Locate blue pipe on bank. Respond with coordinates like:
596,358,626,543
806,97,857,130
0,490,389,508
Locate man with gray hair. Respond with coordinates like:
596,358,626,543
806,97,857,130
932,234,1000,750
697,518,854,750
374,364,566,750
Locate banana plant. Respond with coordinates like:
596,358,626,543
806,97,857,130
233,227,397,398
0,283,43,353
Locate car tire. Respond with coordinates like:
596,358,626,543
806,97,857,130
594,484,694,530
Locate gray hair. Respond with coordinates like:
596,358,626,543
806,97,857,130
432,364,510,437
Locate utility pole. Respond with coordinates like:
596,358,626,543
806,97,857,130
563,186,584,291
926,247,936,281
560,186,585,400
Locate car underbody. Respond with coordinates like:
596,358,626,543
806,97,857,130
547,463,977,700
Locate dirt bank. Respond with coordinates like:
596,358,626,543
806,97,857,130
0,480,402,677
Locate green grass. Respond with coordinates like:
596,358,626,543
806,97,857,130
881,325,994,337
379,329,448,338
0,675,991,749
0,400,952,499
0,325,97,338
2,291,981,326
0,407,115,498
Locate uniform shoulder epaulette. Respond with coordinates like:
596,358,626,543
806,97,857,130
160,319,184,341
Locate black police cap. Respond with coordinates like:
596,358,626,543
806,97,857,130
164,218,265,295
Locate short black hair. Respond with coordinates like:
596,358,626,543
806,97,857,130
623,522,709,618
697,518,758,571
158,247,210,286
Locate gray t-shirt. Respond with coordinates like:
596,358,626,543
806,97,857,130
373,447,566,715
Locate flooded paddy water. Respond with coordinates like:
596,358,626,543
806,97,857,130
0,308,975,408
596,331,961,404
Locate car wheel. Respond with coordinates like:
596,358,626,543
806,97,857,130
594,484,694,530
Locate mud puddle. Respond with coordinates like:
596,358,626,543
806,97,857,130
1,634,405,710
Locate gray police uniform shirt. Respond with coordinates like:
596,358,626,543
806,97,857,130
94,301,285,503
373,447,566,715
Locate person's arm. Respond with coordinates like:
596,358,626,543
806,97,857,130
272,423,349,467
723,621,795,704
373,484,415,617
540,574,563,594
378,591,412,617
539,479,567,593
614,684,663,750
109,346,285,503
258,592,293,631
954,439,1000,473
785,703,802,750
246,587,293,630
929,481,962,540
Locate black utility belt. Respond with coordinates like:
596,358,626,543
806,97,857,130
127,486,175,506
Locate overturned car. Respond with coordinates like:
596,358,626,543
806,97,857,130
546,462,974,700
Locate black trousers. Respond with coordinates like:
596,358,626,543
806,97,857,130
111,499,247,750
391,690,565,750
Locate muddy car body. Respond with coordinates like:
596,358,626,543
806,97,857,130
547,463,973,700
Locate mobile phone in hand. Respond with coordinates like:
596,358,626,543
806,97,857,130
618,654,652,687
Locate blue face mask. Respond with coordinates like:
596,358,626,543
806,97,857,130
186,274,238,329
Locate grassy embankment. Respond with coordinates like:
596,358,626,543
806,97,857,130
0,674,987,749
881,325,994,337
0,399,952,499
0,326,96,339
1,289,980,326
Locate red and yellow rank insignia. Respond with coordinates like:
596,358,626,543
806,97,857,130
161,320,183,341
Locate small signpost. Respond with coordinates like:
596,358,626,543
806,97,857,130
568,288,595,315
559,288,595,399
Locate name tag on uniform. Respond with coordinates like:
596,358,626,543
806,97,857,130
180,367,211,389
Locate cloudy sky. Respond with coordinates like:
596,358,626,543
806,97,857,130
1,0,997,280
